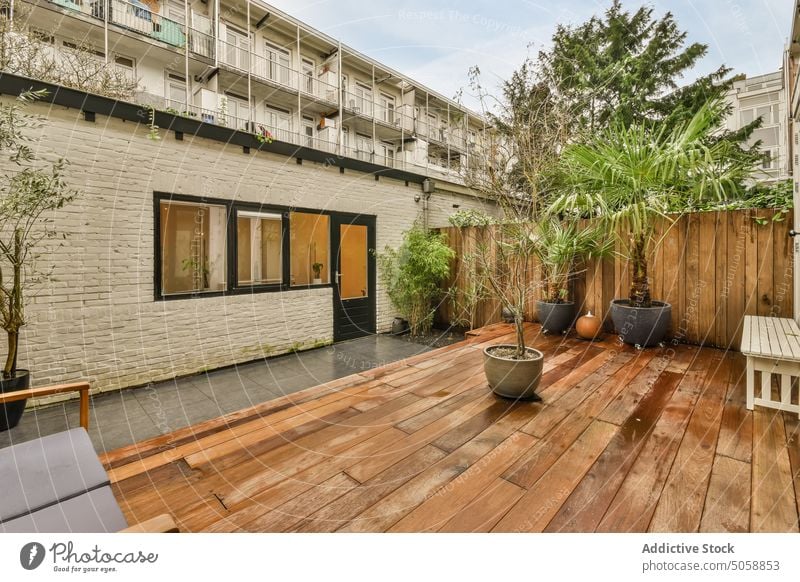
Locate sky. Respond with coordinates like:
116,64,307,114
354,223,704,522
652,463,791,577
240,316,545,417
264,0,793,109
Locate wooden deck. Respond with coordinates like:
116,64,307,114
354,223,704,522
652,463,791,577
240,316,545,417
103,323,800,533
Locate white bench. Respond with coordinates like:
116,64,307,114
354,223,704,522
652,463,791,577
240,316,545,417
740,315,800,418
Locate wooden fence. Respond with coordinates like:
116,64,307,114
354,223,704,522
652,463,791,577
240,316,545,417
436,209,794,350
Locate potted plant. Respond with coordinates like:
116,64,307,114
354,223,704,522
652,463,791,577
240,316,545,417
312,262,324,285
532,218,611,334
0,91,77,430
476,221,544,400
551,99,752,347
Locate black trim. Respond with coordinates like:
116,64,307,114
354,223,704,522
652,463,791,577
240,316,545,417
154,192,373,301
0,72,430,184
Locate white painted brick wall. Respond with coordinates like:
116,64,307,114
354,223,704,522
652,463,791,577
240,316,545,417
0,99,494,397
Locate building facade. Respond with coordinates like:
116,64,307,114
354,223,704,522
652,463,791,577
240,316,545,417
724,70,790,183
0,0,494,397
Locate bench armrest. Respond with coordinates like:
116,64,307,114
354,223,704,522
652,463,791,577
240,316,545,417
0,382,91,430
119,513,179,533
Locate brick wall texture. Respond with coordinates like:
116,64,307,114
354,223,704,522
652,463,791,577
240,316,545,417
0,98,494,397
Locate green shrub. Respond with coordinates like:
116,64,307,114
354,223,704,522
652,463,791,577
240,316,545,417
447,209,495,228
377,226,455,336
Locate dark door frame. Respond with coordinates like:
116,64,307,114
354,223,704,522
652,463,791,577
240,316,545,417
331,213,377,342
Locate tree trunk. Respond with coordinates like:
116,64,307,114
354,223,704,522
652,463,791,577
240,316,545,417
514,314,526,359
4,330,17,378
629,234,651,308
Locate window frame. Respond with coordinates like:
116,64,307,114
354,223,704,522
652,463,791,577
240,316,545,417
154,192,352,301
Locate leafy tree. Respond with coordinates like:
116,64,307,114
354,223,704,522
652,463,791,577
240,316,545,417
0,91,78,378
539,1,758,138
550,99,754,308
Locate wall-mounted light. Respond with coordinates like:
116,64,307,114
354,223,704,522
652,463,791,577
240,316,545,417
414,194,421,203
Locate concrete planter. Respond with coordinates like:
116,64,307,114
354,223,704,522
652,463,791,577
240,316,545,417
610,299,672,348
483,345,544,401
536,300,575,335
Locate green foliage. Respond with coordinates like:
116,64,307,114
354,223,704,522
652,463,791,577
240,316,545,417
377,226,455,336
551,99,755,307
146,106,160,141
540,0,723,131
532,219,612,303
675,179,793,224
447,209,495,228
0,91,78,377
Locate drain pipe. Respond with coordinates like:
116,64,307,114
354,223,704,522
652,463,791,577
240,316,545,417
421,178,434,231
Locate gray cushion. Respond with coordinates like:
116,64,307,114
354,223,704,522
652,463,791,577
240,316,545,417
0,428,109,523
0,487,128,533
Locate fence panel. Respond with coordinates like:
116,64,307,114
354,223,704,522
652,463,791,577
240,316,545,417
436,209,794,349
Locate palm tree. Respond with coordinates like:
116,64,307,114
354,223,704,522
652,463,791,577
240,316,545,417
550,99,753,307
532,218,612,304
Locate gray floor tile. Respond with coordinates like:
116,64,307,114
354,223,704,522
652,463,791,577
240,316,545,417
0,334,433,452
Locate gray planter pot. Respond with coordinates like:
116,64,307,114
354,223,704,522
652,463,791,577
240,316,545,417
0,369,30,432
483,345,544,401
609,299,672,348
536,300,575,335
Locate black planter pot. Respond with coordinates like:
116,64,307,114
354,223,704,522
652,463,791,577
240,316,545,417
0,369,30,431
610,299,672,348
536,300,575,335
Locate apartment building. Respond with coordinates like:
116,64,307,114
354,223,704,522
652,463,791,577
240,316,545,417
12,0,489,178
724,70,789,183
0,1,494,396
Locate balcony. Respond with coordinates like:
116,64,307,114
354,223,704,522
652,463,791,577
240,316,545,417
43,0,216,57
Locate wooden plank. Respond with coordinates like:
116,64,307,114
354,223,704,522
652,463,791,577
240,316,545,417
492,420,619,532
696,211,717,345
338,406,537,532
240,472,360,532
751,409,799,532
662,215,682,339
773,212,793,320
757,210,775,317
699,455,751,533
716,353,753,463
744,210,759,319
594,355,707,532
684,212,700,344
389,431,538,531
544,367,688,532
438,478,526,532
714,210,728,348
296,445,448,532
648,354,730,532
727,211,748,349
784,415,800,524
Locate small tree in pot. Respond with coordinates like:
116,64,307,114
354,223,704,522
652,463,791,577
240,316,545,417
532,218,611,334
0,91,78,430
551,99,753,347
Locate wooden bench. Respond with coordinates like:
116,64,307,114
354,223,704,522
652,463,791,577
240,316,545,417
740,315,800,418
0,381,178,533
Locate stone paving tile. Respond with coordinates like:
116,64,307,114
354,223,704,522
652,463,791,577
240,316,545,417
0,335,432,452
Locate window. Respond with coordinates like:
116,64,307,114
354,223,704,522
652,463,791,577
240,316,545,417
266,106,292,141
166,0,186,25
302,116,315,147
224,93,250,129
290,212,329,286
166,72,187,108
237,211,282,286
264,42,291,85
377,142,395,167
114,55,136,82
159,201,227,296
353,82,373,116
224,25,250,70
355,134,372,162
301,58,315,95
378,93,395,124
157,195,345,298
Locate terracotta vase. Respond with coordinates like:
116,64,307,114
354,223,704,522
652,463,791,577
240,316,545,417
576,311,602,340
